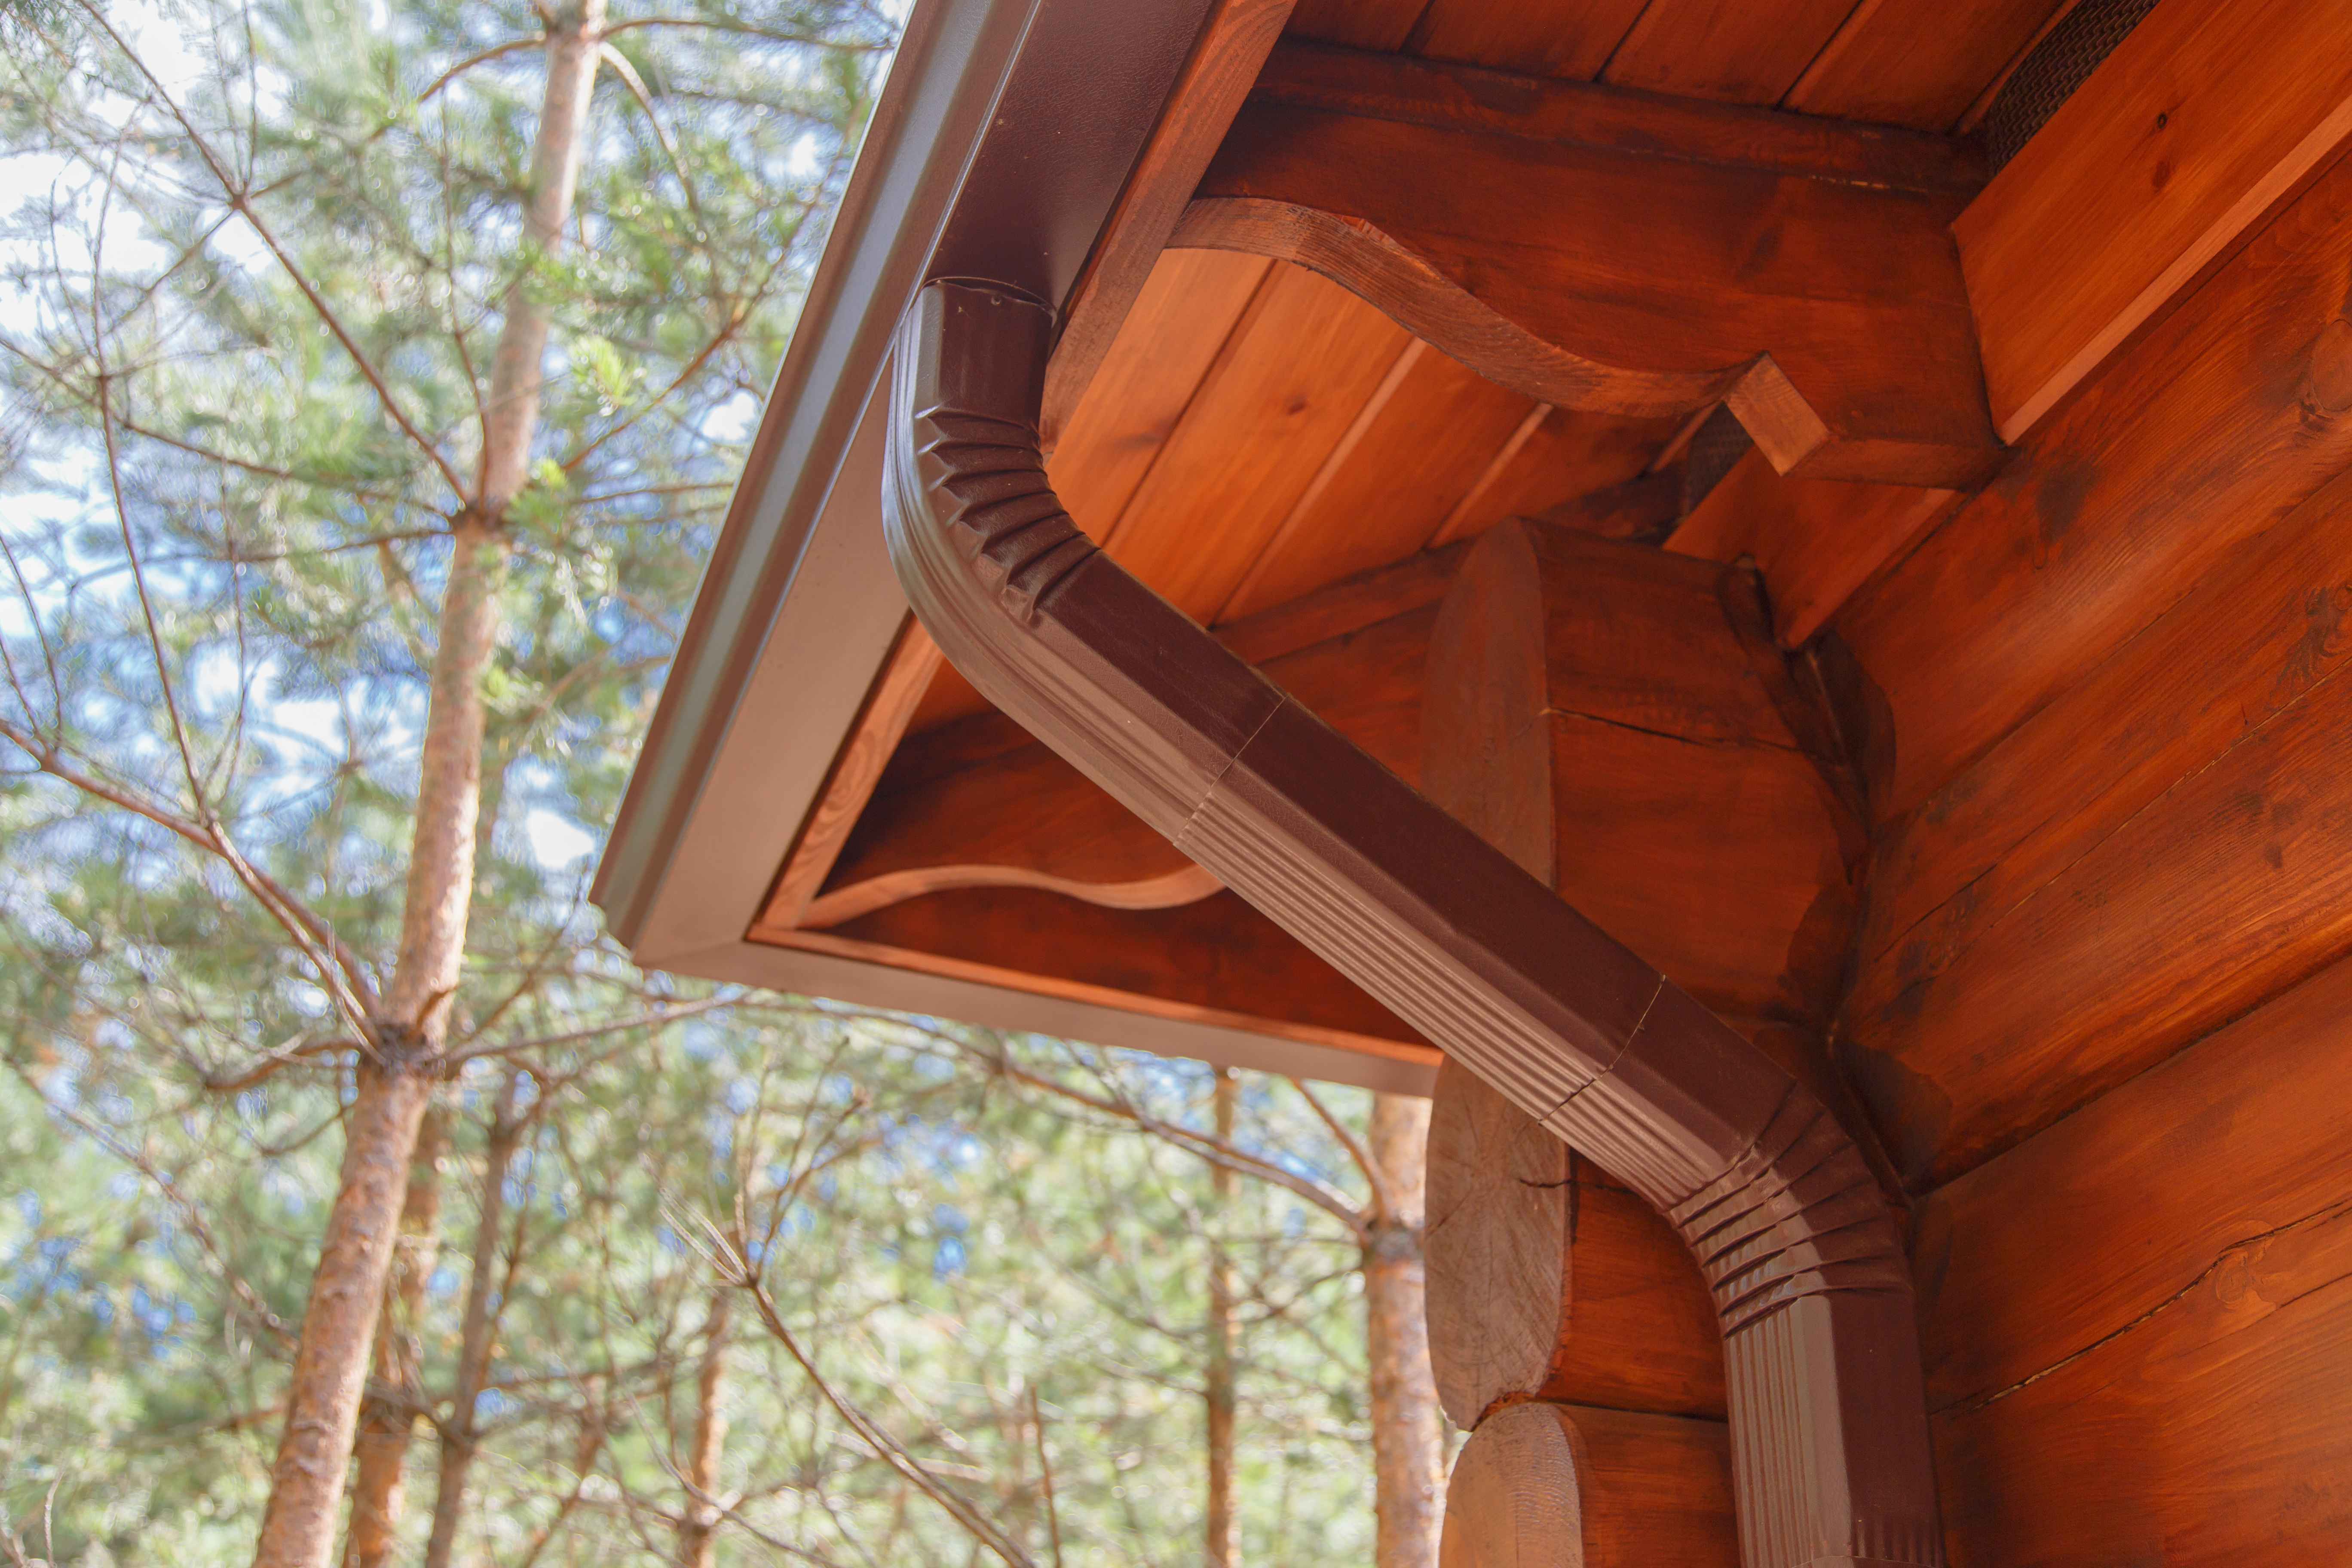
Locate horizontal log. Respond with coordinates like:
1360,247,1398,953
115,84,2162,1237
1423,521,1857,1022
1424,1060,1726,1428
1918,947,2352,1412
1837,127,2352,823
1439,1401,1736,1568
1956,0,2352,438
1250,41,1984,194
1845,620,2352,1185
1186,48,2000,486
1854,459,2352,1024
1934,1203,2352,1565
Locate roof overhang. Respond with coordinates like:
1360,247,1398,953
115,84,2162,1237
589,0,1433,1089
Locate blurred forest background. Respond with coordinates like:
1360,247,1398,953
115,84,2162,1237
0,2,1445,1564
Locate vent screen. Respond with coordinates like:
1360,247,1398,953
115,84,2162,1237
1985,0,2163,172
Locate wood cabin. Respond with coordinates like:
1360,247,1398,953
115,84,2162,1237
592,0,2352,1562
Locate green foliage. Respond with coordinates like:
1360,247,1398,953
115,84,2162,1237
0,1,1405,1563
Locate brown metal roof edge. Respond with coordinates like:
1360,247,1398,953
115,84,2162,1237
593,0,1217,953
883,279,1947,1568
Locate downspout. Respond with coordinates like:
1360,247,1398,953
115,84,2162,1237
882,279,1943,1568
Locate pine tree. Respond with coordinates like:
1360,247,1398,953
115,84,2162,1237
1,2,886,1559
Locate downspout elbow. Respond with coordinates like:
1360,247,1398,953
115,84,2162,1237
882,279,1944,1568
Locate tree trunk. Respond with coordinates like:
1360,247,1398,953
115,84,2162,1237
248,8,603,1565
423,1075,526,1568
1366,1093,1443,1568
341,1109,447,1568
677,1291,732,1568
1206,1068,1239,1568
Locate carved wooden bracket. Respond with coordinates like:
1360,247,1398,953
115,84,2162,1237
1177,45,2003,489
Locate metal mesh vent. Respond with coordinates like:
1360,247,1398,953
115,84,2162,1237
1680,403,1753,513
1984,0,2162,172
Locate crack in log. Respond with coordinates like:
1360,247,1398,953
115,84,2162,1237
1939,1194,2352,1417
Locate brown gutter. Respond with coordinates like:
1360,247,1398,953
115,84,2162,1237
883,280,1945,1568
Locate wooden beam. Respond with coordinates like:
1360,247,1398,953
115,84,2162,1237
1438,1402,1736,1568
1040,0,1294,449
1425,1060,1726,1428
1957,0,2352,438
1180,44,2000,487
1421,521,1861,1021
1838,132,2352,825
1667,448,1958,647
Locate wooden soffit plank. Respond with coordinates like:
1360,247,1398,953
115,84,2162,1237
1957,0,2352,439
1041,0,1297,448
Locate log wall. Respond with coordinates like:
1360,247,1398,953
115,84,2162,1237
1817,22,2352,1557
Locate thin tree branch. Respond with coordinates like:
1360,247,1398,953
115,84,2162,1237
414,35,547,107
0,718,379,1029
444,992,739,1067
70,0,474,502
704,1255,1035,1568
1287,1076,1396,1225
10,1060,296,1351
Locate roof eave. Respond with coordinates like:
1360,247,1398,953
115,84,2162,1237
592,0,1215,959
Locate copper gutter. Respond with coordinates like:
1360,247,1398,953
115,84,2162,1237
882,280,1945,1568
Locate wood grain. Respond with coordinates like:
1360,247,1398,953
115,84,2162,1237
1250,39,1984,195
1784,0,2067,130
1213,540,1464,662
1428,407,1672,547
1424,1057,1726,1429
1407,0,1647,81
805,739,1211,928
1283,0,1423,51
815,887,1426,1049
1917,949,2352,1414
1602,0,1872,107
1104,262,1412,621
1186,92,1999,484
1439,1402,1736,1568
1956,0,2352,438
1846,630,2352,1186
1041,0,1293,447
1934,1202,2352,1565
1416,516,1878,1206
757,911,1442,1068
1667,447,1958,647
1858,461,2352,1013
816,553,1462,942
1216,342,1533,621
1049,248,1273,534
1837,139,2352,824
